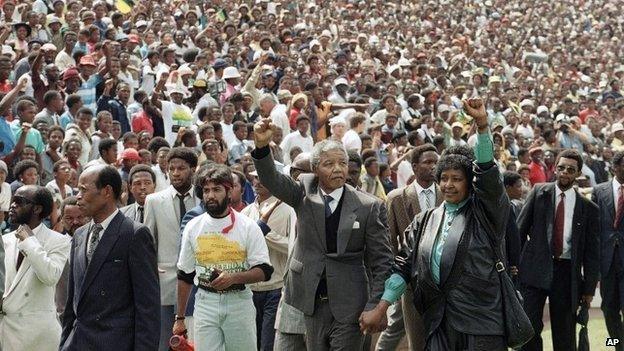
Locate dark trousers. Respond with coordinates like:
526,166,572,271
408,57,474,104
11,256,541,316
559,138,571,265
304,298,364,351
521,259,575,351
602,249,624,351
253,288,282,351
427,317,506,351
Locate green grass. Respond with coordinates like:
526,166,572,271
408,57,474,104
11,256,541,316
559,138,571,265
542,318,610,351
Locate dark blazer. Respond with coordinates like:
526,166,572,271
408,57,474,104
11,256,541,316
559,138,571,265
253,147,394,324
592,181,624,277
393,162,509,340
59,211,160,351
517,183,600,307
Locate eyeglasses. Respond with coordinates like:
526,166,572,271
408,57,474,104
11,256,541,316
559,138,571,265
556,165,578,173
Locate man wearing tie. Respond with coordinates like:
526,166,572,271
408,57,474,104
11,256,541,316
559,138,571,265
517,149,599,351
592,151,624,350
144,147,200,351
252,119,393,350
60,165,160,350
121,164,156,224
376,143,440,351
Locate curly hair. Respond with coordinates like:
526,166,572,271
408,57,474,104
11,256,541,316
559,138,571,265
435,145,474,185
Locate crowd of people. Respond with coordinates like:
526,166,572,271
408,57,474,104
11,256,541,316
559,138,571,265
0,0,621,350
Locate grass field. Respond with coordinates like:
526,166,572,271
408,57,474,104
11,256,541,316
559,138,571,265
542,317,611,351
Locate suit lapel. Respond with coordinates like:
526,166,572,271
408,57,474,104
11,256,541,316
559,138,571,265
434,185,443,206
337,188,359,254
78,212,124,303
606,182,616,227
306,184,327,250
418,205,444,290
571,192,583,263
5,227,49,296
439,211,467,286
404,185,421,219
540,184,555,251
3,235,18,297
74,227,88,298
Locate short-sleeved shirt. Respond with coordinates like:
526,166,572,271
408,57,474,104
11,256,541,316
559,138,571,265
161,100,194,146
177,210,271,289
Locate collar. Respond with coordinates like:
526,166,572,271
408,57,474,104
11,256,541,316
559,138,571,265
90,208,119,232
444,197,469,213
555,185,576,199
413,181,435,194
320,185,344,202
170,186,193,199
256,195,278,206
614,178,623,192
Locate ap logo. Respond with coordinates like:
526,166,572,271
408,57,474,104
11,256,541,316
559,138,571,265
607,338,621,347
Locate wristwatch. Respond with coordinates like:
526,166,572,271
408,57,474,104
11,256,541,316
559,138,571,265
175,315,185,321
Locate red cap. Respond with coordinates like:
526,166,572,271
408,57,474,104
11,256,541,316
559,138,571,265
120,148,141,161
62,68,80,81
79,55,96,67
128,34,140,44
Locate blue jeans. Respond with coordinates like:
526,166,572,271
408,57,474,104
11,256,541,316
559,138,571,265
252,288,282,351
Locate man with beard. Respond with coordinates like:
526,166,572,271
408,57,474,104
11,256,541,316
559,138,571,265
1,185,71,350
120,165,156,224
376,144,441,351
174,164,273,350
144,147,200,351
55,196,89,315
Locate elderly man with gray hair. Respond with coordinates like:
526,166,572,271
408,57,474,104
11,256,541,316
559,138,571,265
259,93,291,137
251,118,393,350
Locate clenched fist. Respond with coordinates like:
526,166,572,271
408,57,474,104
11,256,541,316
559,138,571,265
462,98,488,131
253,118,277,149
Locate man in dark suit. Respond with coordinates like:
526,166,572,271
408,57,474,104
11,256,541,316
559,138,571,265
592,151,624,351
60,165,160,351
252,118,394,350
377,143,441,351
120,164,156,224
517,149,600,351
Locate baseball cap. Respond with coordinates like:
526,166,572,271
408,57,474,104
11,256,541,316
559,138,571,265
62,68,80,81
79,55,96,66
120,148,141,161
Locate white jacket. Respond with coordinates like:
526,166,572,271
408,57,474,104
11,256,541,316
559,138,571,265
0,225,71,351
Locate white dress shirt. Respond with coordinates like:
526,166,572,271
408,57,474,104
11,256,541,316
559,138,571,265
613,177,623,207
320,186,345,214
554,186,576,259
414,181,436,211
86,209,119,254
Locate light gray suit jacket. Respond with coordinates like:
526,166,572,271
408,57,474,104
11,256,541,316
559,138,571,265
120,203,142,223
253,150,393,324
144,186,199,306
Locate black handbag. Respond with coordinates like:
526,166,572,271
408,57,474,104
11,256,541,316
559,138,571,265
487,232,535,349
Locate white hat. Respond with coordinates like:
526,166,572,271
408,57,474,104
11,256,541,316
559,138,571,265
136,20,148,28
320,30,332,38
438,104,450,113
309,39,321,48
277,90,292,100
555,114,569,123
613,123,624,134
329,116,346,126
1,45,15,61
536,106,549,115
222,66,241,79
519,99,534,108
387,64,400,74
398,58,412,67
333,77,349,87
451,122,464,129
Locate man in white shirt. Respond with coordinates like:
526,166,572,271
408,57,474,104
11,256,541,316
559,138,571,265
342,113,366,153
260,94,290,137
242,170,296,351
174,165,273,351
280,115,314,165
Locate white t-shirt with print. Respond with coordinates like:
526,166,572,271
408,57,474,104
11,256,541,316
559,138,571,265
161,100,194,146
177,210,271,288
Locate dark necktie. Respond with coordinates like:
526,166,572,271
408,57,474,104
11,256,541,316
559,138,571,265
553,193,565,258
323,195,333,217
615,186,624,229
138,206,144,223
87,224,104,263
177,194,187,224
16,252,24,271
